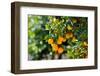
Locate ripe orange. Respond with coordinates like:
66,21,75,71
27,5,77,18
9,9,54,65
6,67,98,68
51,44,58,52
66,32,73,39
57,36,65,44
48,38,54,44
59,36,64,41
58,47,64,54
57,40,62,44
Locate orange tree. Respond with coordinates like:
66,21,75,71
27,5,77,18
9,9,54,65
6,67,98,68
28,15,88,60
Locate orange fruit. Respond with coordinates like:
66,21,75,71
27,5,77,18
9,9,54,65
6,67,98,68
58,47,64,54
63,38,66,42
57,40,62,44
57,36,65,44
66,32,73,39
58,36,64,42
51,44,58,52
48,38,54,44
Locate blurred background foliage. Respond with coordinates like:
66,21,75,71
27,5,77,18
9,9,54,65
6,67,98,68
28,15,88,60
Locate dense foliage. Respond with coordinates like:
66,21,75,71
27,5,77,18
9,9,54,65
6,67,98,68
28,15,88,60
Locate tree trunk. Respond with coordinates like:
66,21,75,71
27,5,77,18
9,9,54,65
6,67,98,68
54,54,62,59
